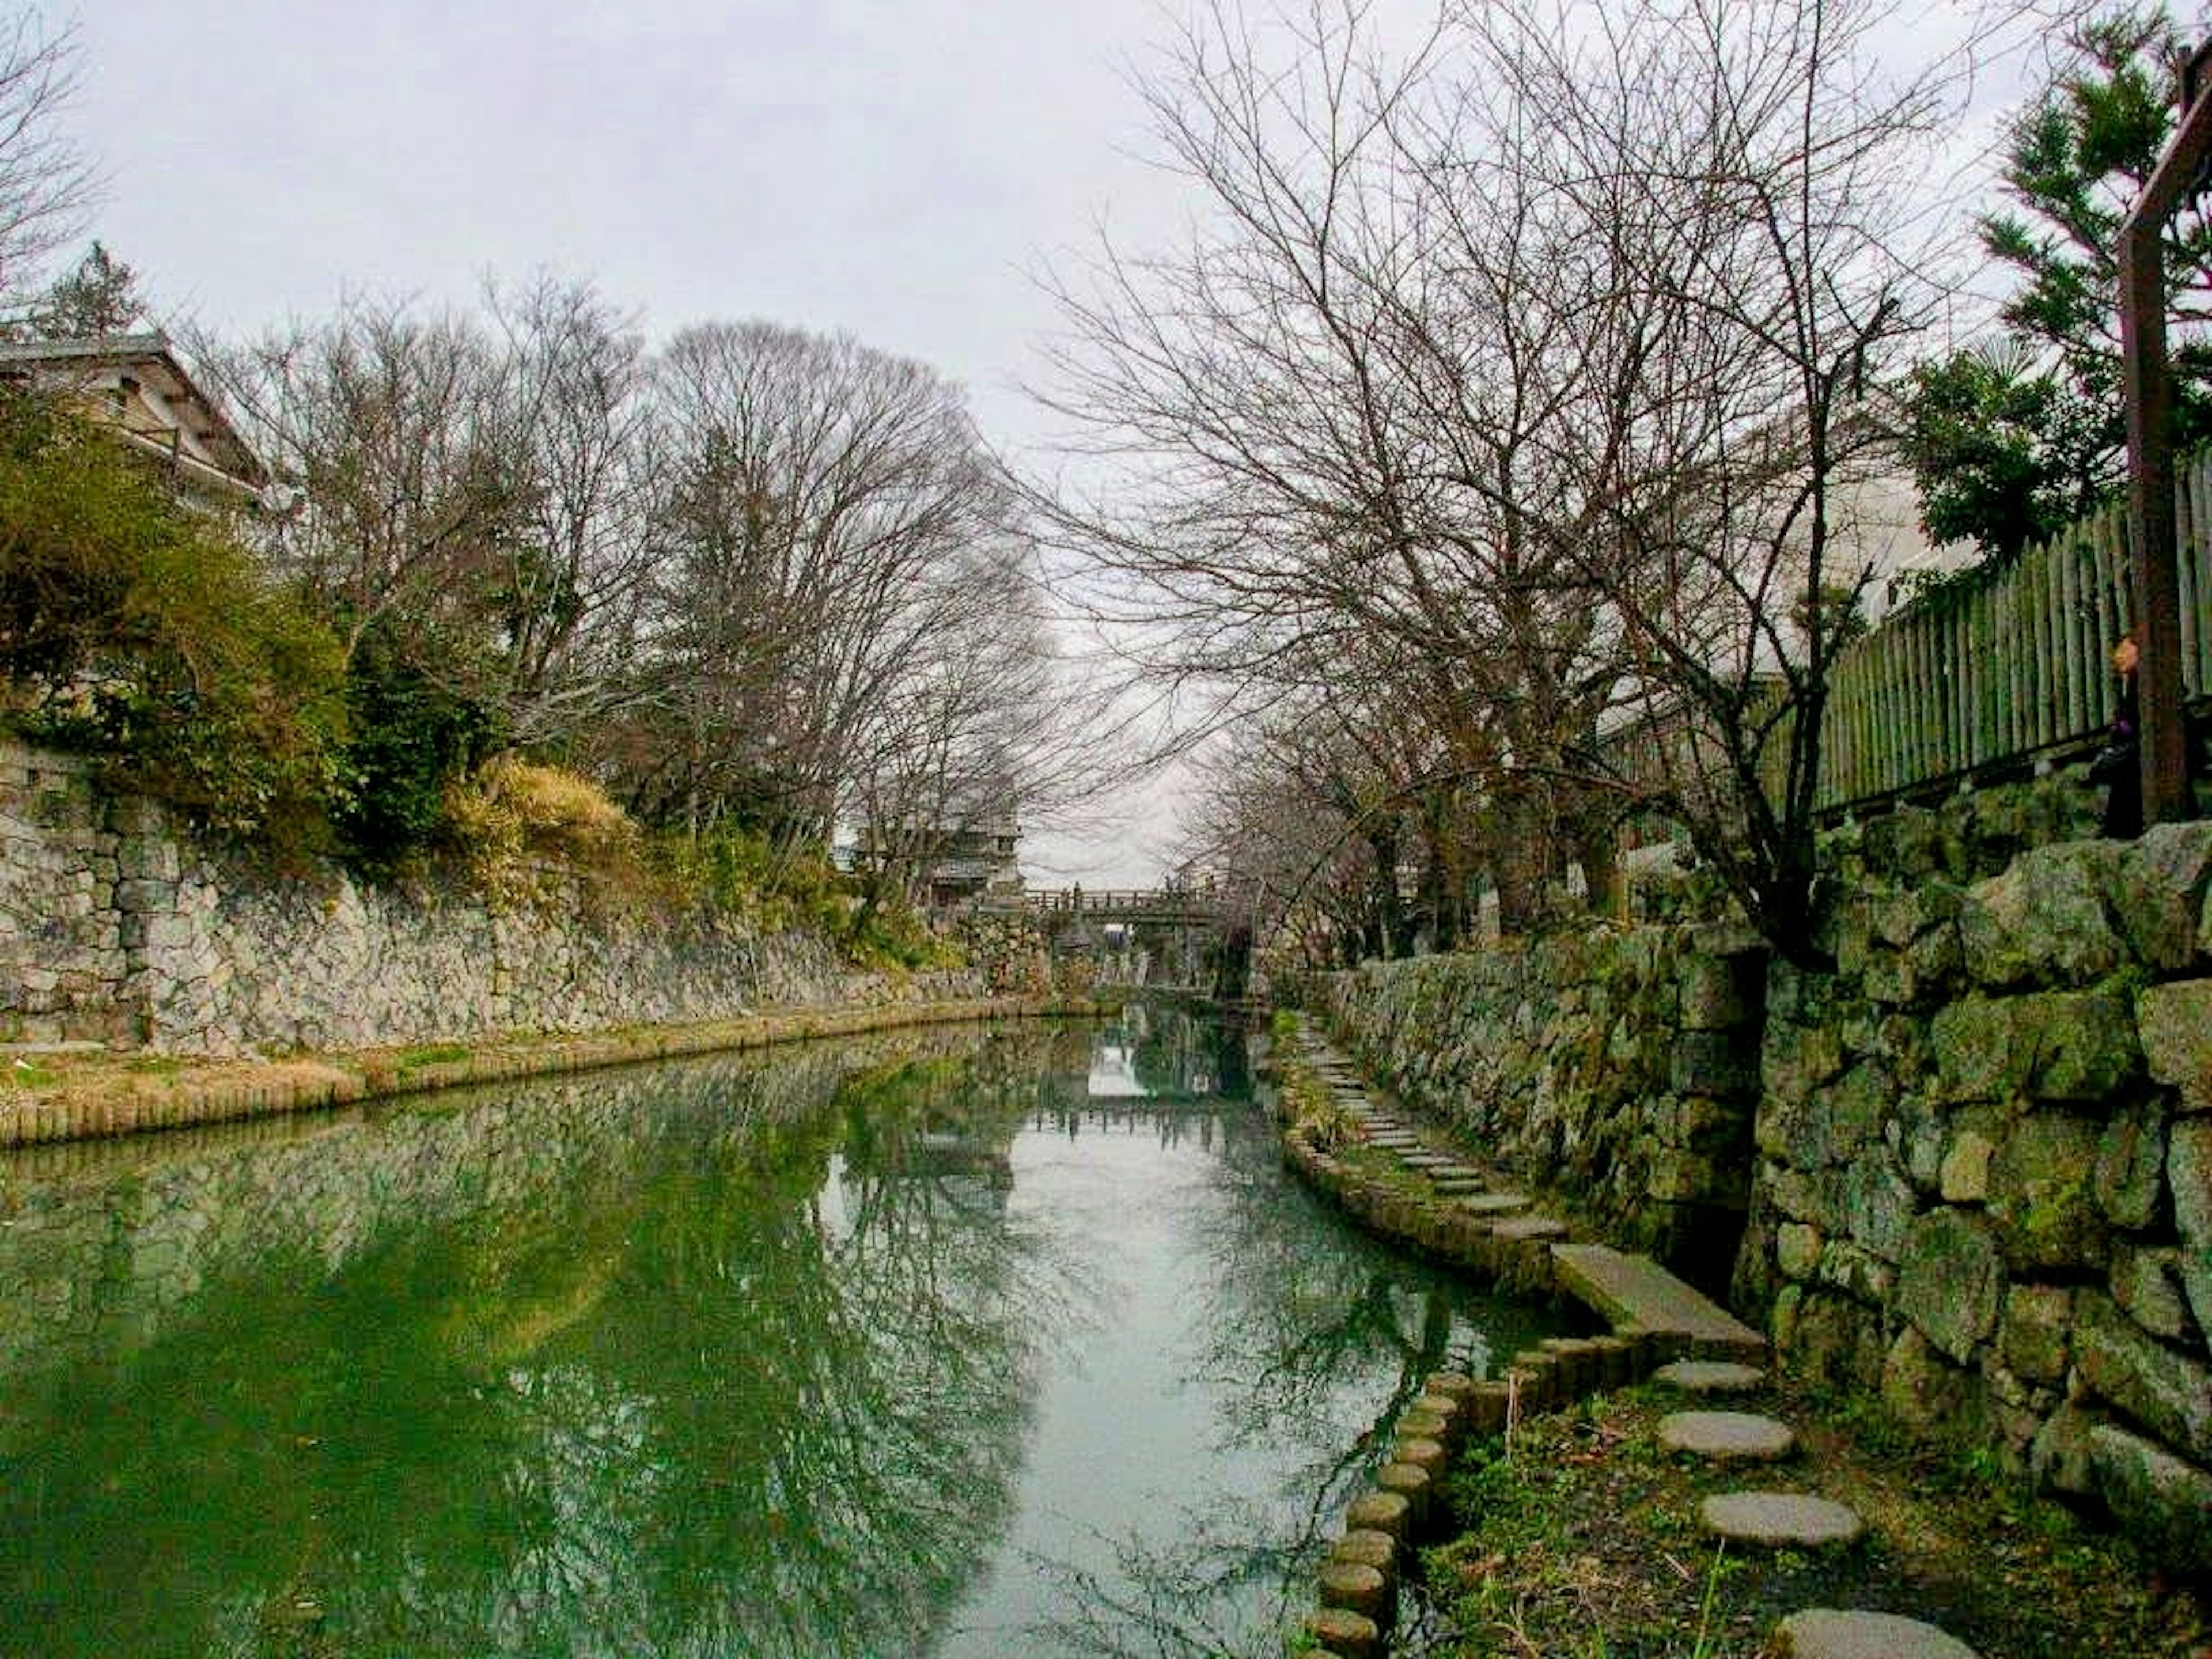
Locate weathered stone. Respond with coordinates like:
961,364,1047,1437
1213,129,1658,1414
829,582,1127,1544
1304,1606,1381,1658
1957,840,2124,991
1881,1325,1986,1443
1929,997,2031,1104
1816,1240,1892,1304
1328,1528,1398,1574
2075,1290,2212,1461
1699,1490,1864,1549
1657,1410,1797,1462
1988,1112,2104,1271
1343,1490,1411,1542
1937,1123,1995,1203
1844,1157,1918,1263
1316,1560,1391,1622
1679,950,1759,1032
1997,1283,2073,1387
1651,1359,1767,1396
1776,1221,1823,1281
2094,1100,2168,1230
2110,1243,2194,1343
1763,1021,1846,1120
2169,1116,2212,1341
1774,1608,1980,1659
2111,820,2212,972
1671,1030,1757,1097
2138,980,2212,1108
2031,1400,2101,1495
2024,987,2143,1103
1766,1164,1846,1229
1897,1210,2002,1363
2086,1424,2212,1574
1778,1289,1884,1391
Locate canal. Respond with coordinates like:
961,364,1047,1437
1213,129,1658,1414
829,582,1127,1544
0,1006,1554,1658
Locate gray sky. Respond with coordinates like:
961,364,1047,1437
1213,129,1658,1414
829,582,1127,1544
48,0,1201,884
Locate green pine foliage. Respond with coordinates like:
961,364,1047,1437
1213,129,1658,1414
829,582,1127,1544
1904,6,2212,560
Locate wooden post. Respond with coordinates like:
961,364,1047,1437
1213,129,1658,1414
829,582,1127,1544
2117,43,2212,825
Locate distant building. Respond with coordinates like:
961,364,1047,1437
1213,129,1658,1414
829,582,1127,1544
0,333,269,508
847,814,1022,908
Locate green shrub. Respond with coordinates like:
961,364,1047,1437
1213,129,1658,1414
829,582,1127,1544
331,620,500,869
0,391,349,842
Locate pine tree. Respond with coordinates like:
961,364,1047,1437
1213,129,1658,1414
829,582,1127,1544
1904,7,2212,560
34,240,145,338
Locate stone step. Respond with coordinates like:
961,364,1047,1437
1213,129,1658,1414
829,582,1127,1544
1457,1192,1531,1217
1652,1359,1767,1396
1658,1410,1797,1463
1774,1609,1980,1658
1549,1243,1767,1359
1427,1173,1490,1194
1490,1215,1569,1243
1700,1491,1863,1549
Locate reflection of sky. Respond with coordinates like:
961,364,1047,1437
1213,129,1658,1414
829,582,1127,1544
1085,1038,1150,1099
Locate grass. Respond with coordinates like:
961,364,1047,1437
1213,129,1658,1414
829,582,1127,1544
1419,1383,2206,1659
393,1042,473,1070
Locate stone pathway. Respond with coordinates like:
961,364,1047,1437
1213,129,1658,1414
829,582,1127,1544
1289,1028,1983,1658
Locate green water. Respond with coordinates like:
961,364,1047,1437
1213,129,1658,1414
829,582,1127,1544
0,1009,1552,1658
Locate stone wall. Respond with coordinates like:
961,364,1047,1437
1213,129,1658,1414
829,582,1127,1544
1316,920,1768,1290
0,739,976,1054
1745,821,2212,1566
1319,806,2212,1569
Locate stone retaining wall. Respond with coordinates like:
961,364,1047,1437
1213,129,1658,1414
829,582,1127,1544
1314,921,1767,1288
1318,811,2212,1569
0,739,977,1055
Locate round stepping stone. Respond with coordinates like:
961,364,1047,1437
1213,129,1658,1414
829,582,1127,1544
1774,1609,1979,1659
1658,1410,1797,1462
1702,1491,1864,1549
1653,1359,1767,1396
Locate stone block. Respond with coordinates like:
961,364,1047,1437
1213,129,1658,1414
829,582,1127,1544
1938,1122,1995,1203
2095,1100,2169,1231
2032,1400,2101,1495
1776,1221,1823,1281
1957,840,2126,991
2112,821,2212,972
1988,1112,2105,1272
1880,1324,1986,1444
1930,997,2032,1104
1671,1030,1757,1099
2137,980,2212,1108
2110,1243,2194,1344
2086,1424,2212,1576
1998,1283,2072,1386
2167,1116,2212,1339
1766,1164,1847,1229
2024,987,2143,1103
1897,1209,2002,1363
2075,1290,2212,1462
1844,1157,1918,1263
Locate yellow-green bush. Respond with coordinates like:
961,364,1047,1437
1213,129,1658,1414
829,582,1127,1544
444,755,642,902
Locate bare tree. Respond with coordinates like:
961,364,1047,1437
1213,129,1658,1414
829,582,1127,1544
619,321,1025,855
0,10,93,319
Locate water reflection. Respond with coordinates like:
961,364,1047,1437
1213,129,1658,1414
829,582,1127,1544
0,1010,1548,1659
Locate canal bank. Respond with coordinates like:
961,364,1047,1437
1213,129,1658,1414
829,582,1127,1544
1266,1020,2208,1658
0,991,1105,1147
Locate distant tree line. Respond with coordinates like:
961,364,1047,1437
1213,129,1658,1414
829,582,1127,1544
0,16,1068,956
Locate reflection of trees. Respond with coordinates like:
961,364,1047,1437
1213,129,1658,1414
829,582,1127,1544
0,1038,1086,1659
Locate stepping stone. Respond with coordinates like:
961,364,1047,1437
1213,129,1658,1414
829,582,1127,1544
1774,1609,1979,1659
1702,1491,1864,1549
1551,1243,1766,1359
1653,1359,1767,1396
1458,1192,1531,1217
1490,1215,1568,1243
1658,1411,1797,1463
1429,1173,1489,1194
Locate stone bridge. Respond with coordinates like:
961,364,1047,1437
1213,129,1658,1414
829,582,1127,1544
1006,888,1251,998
